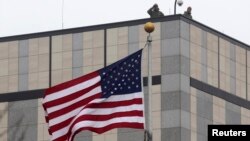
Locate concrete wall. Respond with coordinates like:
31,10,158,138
0,16,249,141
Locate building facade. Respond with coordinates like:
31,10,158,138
0,15,249,141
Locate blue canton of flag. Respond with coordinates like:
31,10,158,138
100,49,142,97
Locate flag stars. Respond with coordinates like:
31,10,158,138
100,50,142,97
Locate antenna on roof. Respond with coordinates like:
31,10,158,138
61,0,64,29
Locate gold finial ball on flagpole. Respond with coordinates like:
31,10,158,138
144,22,155,33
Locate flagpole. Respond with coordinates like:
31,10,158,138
147,34,153,141
144,22,155,141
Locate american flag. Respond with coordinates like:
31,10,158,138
42,49,145,141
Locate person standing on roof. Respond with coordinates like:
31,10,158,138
183,6,192,19
147,4,164,18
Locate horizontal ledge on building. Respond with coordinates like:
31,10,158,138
0,76,249,110
190,78,250,110
0,75,161,102
0,89,45,102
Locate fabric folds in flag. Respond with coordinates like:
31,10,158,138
42,49,145,141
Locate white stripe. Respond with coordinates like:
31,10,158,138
73,116,144,130
52,116,144,141
51,104,143,138
43,76,101,104
68,117,144,141
47,86,101,114
49,107,82,126
90,92,143,103
81,104,143,116
50,92,144,140
49,92,142,126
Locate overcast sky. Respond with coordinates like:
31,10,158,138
0,0,249,45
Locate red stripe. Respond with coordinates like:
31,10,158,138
42,103,48,120
88,98,143,108
71,111,143,121
70,123,144,141
50,117,74,134
45,115,49,123
44,82,101,108
68,110,143,135
49,98,142,133
51,110,143,138
53,134,68,141
45,71,99,96
66,105,143,137
49,98,142,132
48,93,101,120
48,97,143,139
53,123,144,141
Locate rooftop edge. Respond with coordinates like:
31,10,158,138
0,14,249,49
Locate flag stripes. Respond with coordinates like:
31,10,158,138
44,82,101,109
50,92,144,141
43,49,144,141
